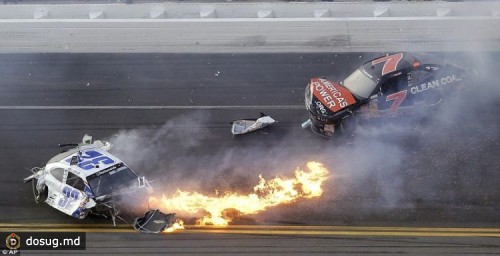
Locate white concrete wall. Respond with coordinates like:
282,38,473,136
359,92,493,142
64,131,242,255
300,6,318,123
0,1,499,53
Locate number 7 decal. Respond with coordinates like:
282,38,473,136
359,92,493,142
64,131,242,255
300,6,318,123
386,90,407,113
372,53,404,76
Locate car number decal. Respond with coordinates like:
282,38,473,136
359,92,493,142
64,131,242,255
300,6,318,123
66,150,115,170
372,53,404,76
57,186,80,208
386,90,407,113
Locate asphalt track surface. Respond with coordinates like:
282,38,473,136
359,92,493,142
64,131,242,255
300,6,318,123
0,53,499,255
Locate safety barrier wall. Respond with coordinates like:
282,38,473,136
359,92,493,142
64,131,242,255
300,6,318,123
0,1,499,53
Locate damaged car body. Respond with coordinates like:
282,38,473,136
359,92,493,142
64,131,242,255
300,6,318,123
23,135,176,232
303,52,469,138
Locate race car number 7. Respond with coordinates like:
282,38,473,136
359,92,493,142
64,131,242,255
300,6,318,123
372,53,404,76
386,90,407,113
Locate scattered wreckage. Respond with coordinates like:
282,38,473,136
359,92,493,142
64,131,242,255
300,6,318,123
231,113,276,136
23,134,175,233
133,209,177,234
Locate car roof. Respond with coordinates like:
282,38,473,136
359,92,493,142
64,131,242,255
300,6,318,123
360,52,420,81
48,147,124,178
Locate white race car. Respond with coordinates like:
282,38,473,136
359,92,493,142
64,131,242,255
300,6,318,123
24,135,153,226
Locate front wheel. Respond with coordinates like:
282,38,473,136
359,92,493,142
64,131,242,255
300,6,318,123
337,116,358,138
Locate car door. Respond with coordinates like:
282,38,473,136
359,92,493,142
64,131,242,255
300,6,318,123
44,167,65,209
407,68,446,107
375,73,410,115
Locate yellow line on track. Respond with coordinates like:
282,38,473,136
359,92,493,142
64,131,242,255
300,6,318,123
181,229,500,237
1,224,500,237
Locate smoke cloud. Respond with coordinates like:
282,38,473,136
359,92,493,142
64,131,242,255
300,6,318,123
107,51,499,225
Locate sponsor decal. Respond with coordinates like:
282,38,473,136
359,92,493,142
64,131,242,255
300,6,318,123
93,163,121,177
410,74,462,94
316,101,327,114
311,78,356,112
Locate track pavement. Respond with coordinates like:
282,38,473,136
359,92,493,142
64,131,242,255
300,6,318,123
0,53,499,255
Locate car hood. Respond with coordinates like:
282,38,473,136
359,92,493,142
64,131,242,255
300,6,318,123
307,78,356,117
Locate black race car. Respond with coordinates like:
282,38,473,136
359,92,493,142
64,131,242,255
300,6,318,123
303,52,468,138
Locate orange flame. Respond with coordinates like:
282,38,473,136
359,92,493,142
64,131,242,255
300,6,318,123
149,161,329,226
163,219,185,233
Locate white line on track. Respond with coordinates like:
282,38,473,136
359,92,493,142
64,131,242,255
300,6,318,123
0,105,304,110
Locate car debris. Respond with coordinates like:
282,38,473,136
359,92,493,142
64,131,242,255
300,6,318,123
133,209,177,234
231,113,276,136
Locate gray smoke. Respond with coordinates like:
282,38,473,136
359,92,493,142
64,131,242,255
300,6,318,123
107,51,499,225
110,110,322,194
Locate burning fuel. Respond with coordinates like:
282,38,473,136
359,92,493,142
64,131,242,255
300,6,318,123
164,219,185,233
149,161,330,226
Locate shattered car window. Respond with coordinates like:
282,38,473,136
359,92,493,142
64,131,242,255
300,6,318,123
87,163,138,197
